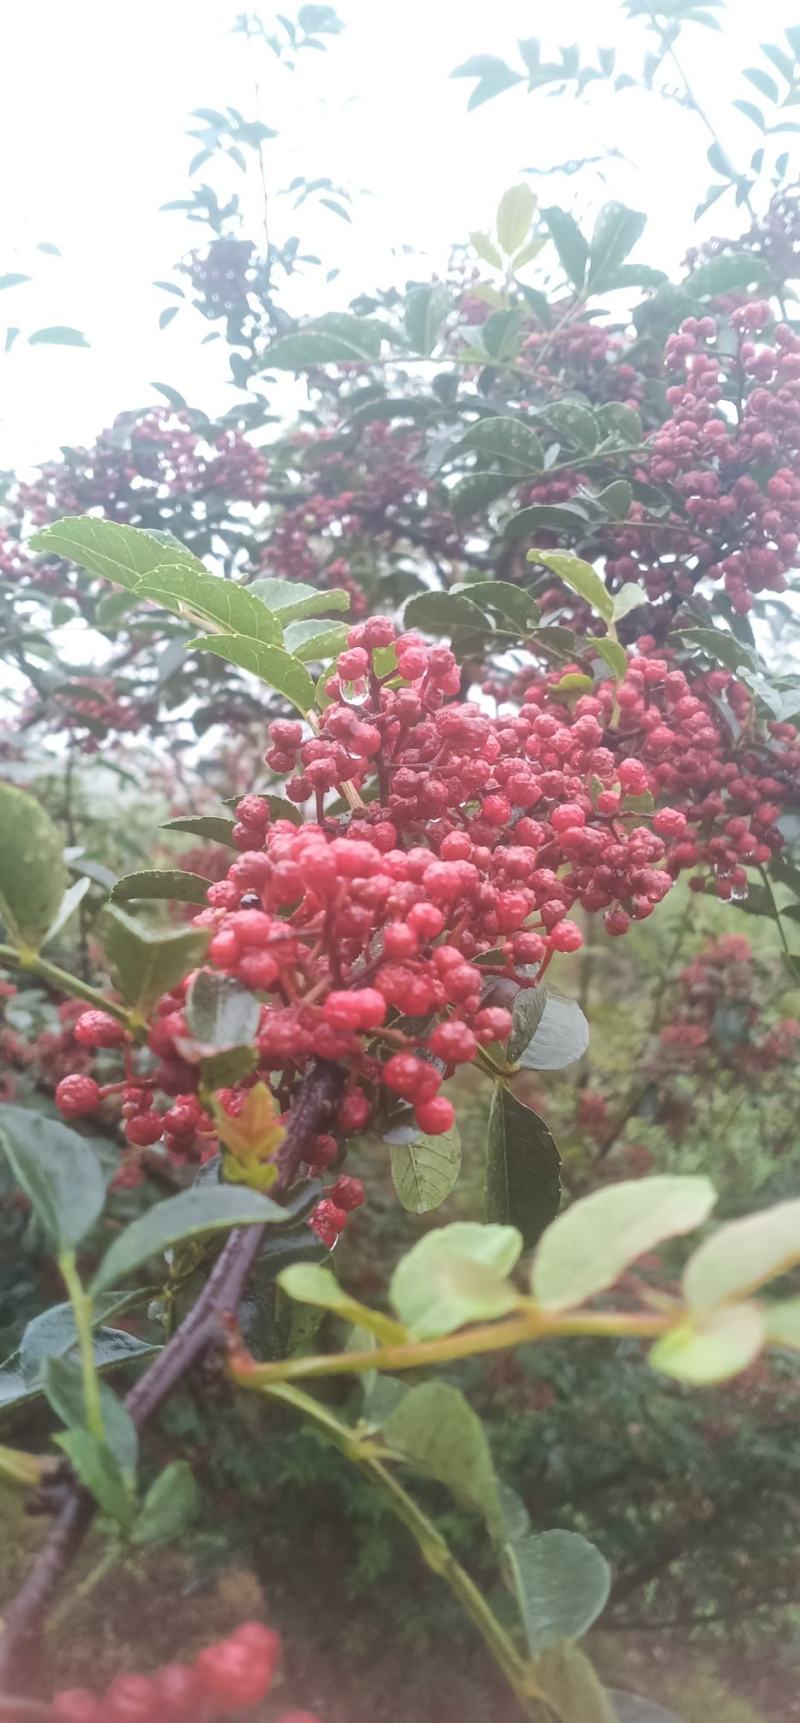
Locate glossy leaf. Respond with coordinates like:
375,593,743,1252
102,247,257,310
508,1529,611,1653
682,1196,800,1312
29,517,207,593
161,815,237,847
100,906,209,1018
109,870,211,907
184,969,260,1052
0,785,67,954
389,1123,461,1214
92,1185,287,1295
486,1087,561,1249
496,185,536,256
248,577,350,622
649,1305,766,1385
543,207,589,289
135,564,283,644
517,992,590,1072
383,1382,502,1532
0,1107,106,1251
282,618,349,660
390,1222,523,1340
532,1176,717,1312
189,636,316,712
527,551,613,623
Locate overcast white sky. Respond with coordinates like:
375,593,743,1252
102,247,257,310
1,0,798,469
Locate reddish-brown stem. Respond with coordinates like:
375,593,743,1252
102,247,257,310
0,1059,343,1698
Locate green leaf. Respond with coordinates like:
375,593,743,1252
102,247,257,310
0,273,31,291
649,1306,766,1385
277,1263,397,1339
684,252,771,298
184,969,260,1052
496,185,536,256
133,1460,198,1545
282,619,349,661
95,588,138,629
590,637,628,680
517,992,590,1072
527,551,613,623
764,1298,800,1349
403,590,493,636
19,1303,154,1387
28,326,89,347
248,577,350,622
462,582,540,633
100,906,209,1017
597,402,643,444
405,285,450,355
470,231,503,270
682,1196,800,1312
161,815,237,847
92,1185,287,1295
41,876,92,948
383,1382,502,1532
449,472,515,517
588,202,646,291
189,636,316,713
506,988,548,1064
507,1529,611,1654
389,1122,462,1214
56,1427,135,1528
612,582,648,621
532,1176,717,1312
543,207,589,289
451,416,544,473
544,401,598,453
536,1643,616,1723
512,236,548,272
135,564,283,644
0,785,68,954
264,315,384,367
389,1222,523,1340
42,1356,138,1472
676,626,755,674
109,870,210,907
595,480,633,522
486,1087,561,1249
29,517,207,593
505,503,592,541
0,1107,106,1251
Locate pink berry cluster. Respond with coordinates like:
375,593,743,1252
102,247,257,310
49,1619,318,1721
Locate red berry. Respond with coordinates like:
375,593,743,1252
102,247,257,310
309,1200,348,1248
236,950,279,989
427,1021,477,1064
152,1663,203,1722
337,1091,371,1132
52,1693,102,1723
196,1633,277,1708
324,988,387,1031
653,807,687,837
328,1174,365,1210
125,1112,164,1147
414,1095,455,1135
74,1010,126,1049
548,920,584,953
56,1074,101,1118
105,1673,160,1721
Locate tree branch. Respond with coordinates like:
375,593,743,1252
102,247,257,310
0,1058,343,1697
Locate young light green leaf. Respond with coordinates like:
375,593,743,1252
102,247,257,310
92,1186,287,1294
389,1123,461,1214
278,1263,401,1339
527,551,614,623
612,582,648,622
390,1222,523,1340
135,564,283,644
100,906,209,1018
536,1643,616,1723
542,208,589,289
507,1529,611,1654
649,1305,766,1385
132,1460,198,1545
532,1176,717,1312
0,785,68,954
40,876,92,948
29,517,207,592
682,1196,800,1312
189,636,316,713
764,1298,800,1349
248,577,350,622
496,185,536,256
55,1428,135,1529
161,815,237,847
0,1107,106,1251
486,1087,561,1249
383,1382,502,1532
470,231,503,270
589,637,628,681
109,870,211,907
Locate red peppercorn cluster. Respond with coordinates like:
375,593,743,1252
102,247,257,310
49,1619,317,1721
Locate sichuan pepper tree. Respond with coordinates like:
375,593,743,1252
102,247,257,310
0,7,799,1720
